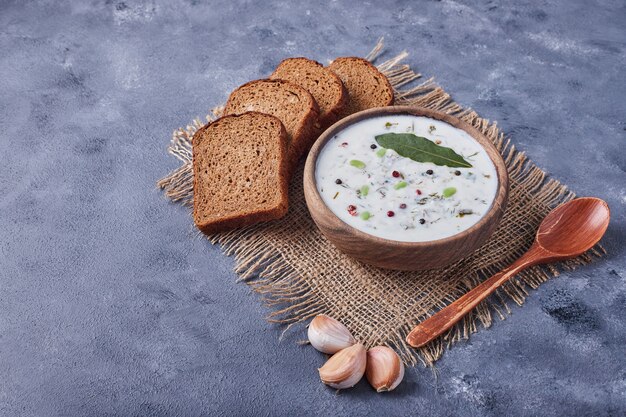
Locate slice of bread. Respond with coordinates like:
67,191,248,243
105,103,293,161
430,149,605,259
192,112,289,235
223,79,319,170
270,57,347,130
327,57,394,117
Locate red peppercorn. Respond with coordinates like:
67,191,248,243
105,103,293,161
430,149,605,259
399,203,407,209
392,170,400,178
387,210,395,217
416,189,422,195
347,205,356,212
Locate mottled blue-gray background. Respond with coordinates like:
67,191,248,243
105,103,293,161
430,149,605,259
1,0,624,416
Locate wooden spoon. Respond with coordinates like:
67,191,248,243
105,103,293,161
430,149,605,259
406,197,610,348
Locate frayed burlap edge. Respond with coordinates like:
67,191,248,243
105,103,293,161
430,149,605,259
157,38,605,366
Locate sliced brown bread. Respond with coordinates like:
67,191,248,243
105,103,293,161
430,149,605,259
192,112,289,235
327,57,394,117
270,57,347,130
223,79,319,170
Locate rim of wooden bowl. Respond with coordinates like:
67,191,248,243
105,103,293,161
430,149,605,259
303,105,509,249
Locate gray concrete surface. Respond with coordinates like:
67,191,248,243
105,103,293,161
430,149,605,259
1,0,625,416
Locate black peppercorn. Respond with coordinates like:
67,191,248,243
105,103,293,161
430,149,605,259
454,170,461,176
419,218,426,224
335,179,342,184
370,144,377,149
426,169,434,175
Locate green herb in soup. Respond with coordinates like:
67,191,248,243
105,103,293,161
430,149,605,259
442,187,457,198
349,159,366,169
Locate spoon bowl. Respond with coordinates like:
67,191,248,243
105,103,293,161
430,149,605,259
536,197,610,258
406,197,610,348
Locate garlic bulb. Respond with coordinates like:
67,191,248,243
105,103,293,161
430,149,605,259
308,315,356,354
365,346,404,392
319,343,367,389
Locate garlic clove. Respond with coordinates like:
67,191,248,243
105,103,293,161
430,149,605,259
318,343,367,389
365,346,404,392
308,314,356,354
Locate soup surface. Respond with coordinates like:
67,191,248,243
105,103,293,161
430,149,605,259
315,115,498,242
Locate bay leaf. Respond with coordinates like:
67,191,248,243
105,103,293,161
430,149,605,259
375,133,472,168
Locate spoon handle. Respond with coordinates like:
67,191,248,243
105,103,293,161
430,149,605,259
406,247,544,348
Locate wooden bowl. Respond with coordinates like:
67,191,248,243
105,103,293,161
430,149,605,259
303,106,509,271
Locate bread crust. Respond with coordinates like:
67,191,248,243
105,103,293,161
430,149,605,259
192,112,290,235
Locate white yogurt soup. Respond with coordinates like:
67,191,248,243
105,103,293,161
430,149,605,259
315,115,498,242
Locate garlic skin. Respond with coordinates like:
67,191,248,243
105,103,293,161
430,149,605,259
365,346,404,392
308,315,356,354
318,343,367,389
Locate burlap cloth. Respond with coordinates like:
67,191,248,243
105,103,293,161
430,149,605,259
158,39,604,366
